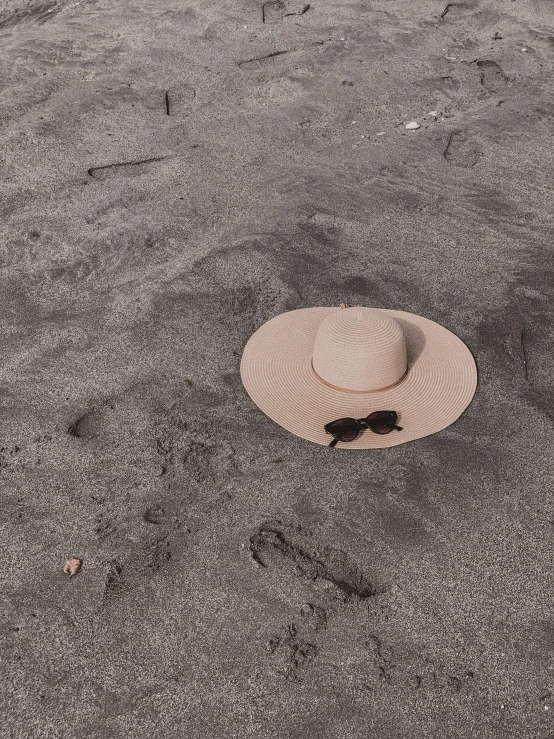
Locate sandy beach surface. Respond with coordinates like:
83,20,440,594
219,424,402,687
2,0,554,736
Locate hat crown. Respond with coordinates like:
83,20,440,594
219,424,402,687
312,307,407,392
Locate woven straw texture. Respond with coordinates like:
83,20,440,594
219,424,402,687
240,306,477,448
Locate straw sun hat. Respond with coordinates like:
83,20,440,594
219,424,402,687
240,305,477,448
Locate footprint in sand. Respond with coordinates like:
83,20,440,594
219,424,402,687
268,604,326,683
476,59,510,92
443,130,482,168
251,521,376,681
249,520,376,600
68,408,106,439
101,536,173,607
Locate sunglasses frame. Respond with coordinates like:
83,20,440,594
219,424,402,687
324,411,402,447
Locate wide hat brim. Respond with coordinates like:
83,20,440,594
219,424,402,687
240,307,478,448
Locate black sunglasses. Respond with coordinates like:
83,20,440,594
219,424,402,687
324,411,402,447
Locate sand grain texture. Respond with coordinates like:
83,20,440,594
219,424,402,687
1,0,554,736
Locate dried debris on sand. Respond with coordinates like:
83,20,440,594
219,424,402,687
63,557,82,577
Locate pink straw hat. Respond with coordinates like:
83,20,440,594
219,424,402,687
240,305,477,448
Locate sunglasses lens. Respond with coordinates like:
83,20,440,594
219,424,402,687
373,425,393,434
327,417,359,442
367,411,396,434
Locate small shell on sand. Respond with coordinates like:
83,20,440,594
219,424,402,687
405,121,420,130
63,557,82,577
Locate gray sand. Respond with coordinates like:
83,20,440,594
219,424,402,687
2,0,554,736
